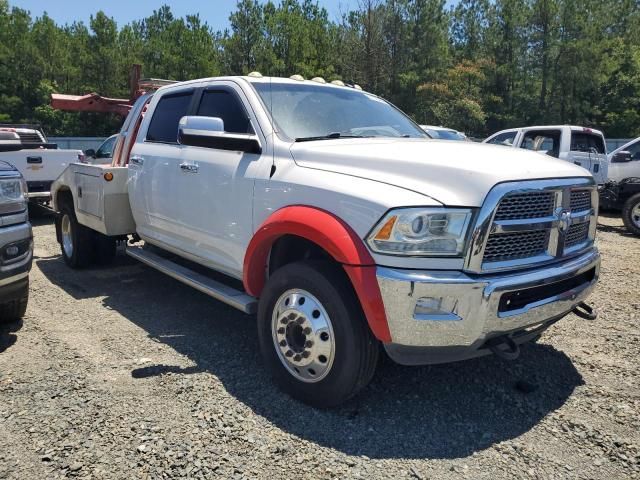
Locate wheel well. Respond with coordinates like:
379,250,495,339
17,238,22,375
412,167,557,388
56,188,73,210
268,235,335,275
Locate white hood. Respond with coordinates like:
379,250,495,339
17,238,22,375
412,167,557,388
290,138,592,206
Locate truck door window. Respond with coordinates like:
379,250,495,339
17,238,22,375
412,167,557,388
627,141,640,160
520,130,561,157
571,133,605,154
487,131,516,146
196,90,254,134
146,91,194,143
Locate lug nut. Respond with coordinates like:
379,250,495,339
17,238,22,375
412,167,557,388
281,317,289,325
279,340,287,347
288,313,297,320
297,317,305,325
303,327,312,335
305,340,314,348
285,350,293,357
293,354,301,362
277,327,285,334
302,351,310,358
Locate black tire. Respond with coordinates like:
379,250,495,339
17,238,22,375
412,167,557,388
622,193,640,236
58,203,94,268
0,283,28,324
93,234,117,266
257,261,379,408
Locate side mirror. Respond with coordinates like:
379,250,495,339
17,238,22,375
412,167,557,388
178,116,261,154
612,150,633,163
84,148,95,158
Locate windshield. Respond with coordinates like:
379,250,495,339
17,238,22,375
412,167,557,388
425,129,466,141
252,82,426,141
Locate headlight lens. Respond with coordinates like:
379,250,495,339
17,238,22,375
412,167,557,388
0,177,27,214
367,208,473,256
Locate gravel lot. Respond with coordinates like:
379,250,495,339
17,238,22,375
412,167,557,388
0,213,638,479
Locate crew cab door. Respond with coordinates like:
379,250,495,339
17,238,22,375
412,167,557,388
562,130,608,184
172,82,263,277
128,87,197,247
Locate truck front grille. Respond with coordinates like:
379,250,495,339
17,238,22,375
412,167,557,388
494,191,555,221
570,190,591,212
483,230,548,262
466,180,597,273
566,222,590,248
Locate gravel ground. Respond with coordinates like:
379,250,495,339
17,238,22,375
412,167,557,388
0,212,638,479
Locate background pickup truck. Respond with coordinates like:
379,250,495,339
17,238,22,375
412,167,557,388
51,75,600,407
483,125,609,185
0,124,84,203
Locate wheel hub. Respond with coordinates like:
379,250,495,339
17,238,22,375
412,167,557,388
272,289,335,383
632,203,640,228
61,214,73,258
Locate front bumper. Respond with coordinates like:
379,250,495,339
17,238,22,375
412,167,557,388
377,249,600,365
0,222,33,302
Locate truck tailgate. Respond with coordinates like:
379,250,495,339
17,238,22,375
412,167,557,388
0,149,82,184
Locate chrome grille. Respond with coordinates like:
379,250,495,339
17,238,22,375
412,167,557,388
566,222,589,248
484,230,548,262
570,190,591,212
466,179,597,273
494,191,555,221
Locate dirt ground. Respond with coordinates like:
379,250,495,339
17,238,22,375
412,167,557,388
0,212,638,479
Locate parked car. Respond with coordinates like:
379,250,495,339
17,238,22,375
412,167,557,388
0,124,84,203
0,160,32,323
84,134,118,165
420,125,467,141
483,126,609,185
51,75,600,407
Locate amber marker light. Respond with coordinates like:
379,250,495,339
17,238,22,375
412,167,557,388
104,172,114,182
374,215,397,240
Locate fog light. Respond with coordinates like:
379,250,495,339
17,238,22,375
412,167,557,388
413,297,461,321
5,245,19,257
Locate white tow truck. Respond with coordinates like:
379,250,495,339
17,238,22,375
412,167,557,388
51,75,600,407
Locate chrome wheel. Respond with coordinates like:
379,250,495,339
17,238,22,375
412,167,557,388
271,289,335,383
632,202,640,228
61,213,74,258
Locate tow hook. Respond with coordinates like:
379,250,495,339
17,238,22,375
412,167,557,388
486,335,520,361
572,301,598,321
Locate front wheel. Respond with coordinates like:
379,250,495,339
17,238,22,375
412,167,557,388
257,261,379,408
622,193,640,236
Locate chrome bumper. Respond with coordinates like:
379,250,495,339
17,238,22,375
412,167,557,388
376,249,600,363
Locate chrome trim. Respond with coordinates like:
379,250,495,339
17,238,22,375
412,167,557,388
0,270,28,287
465,178,597,273
377,248,599,348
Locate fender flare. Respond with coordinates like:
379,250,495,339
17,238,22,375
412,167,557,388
243,206,391,342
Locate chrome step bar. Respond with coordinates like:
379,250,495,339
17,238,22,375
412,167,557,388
126,246,257,314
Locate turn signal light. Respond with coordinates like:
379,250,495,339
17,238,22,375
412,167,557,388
374,215,397,241
104,172,114,182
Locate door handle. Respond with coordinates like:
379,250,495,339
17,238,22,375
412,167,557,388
179,162,199,173
130,155,144,165
27,156,42,164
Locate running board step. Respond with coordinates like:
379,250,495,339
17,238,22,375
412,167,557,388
126,246,257,314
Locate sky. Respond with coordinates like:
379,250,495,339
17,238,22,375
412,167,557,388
8,0,357,32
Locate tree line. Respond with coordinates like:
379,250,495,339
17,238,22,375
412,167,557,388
0,0,639,138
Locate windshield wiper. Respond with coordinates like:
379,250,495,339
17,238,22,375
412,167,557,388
294,132,369,142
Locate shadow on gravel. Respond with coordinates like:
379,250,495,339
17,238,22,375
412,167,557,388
0,319,23,354
597,222,635,236
37,255,584,460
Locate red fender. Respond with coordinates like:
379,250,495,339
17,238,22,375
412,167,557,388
243,206,391,342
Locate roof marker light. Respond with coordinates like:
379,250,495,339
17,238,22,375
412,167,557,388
330,80,345,86
248,71,263,78
353,84,363,90
311,77,326,84
290,74,305,81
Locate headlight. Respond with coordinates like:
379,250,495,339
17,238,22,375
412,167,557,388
0,177,28,214
367,208,473,256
